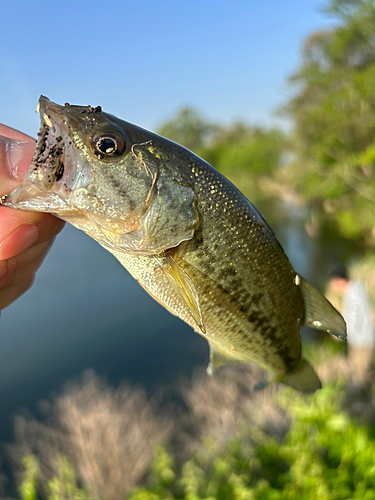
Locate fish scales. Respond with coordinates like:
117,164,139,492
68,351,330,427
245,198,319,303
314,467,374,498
3,97,347,392
113,144,303,372
178,159,304,371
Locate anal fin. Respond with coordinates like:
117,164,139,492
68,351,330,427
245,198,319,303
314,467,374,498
207,343,235,375
254,358,321,394
299,277,347,340
280,358,322,394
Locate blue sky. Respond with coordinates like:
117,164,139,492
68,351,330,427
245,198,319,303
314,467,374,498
0,0,336,136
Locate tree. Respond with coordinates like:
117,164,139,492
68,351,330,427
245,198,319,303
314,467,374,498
157,108,216,152
281,0,375,243
157,109,286,204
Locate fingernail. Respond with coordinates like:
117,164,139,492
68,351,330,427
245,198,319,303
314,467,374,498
0,224,39,260
0,135,36,179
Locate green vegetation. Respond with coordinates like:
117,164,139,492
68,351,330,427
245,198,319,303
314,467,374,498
18,383,375,500
158,109,286,206
280,0,375,243
18,456,39,500
18,456,92,500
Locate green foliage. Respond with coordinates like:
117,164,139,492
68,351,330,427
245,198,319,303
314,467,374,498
157,108,218,152
129,447,176,500
19,455,39,500
281,0,375,244
130,384,375,499
285,0,375,161
202,127,285,177
46,456,92,500
157,110,286,204
151,446,176,487
19,455,92,500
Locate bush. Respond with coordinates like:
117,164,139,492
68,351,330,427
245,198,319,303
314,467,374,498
19,455,92,500
15,367,375,499
128,384,375,500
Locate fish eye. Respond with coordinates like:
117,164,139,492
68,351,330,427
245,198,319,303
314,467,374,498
92,131,126,158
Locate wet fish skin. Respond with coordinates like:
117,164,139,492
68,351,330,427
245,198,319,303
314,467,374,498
4,97,347,392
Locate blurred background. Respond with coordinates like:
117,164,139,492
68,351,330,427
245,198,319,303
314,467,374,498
1,0,375,498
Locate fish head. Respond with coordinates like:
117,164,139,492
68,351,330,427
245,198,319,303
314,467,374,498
4,97,198,254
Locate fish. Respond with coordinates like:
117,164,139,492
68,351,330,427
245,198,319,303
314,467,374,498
2,96,347,393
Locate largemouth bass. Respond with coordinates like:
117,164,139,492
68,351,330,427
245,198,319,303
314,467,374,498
3,97,346,392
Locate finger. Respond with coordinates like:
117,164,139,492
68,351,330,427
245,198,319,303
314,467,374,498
0,277,35,309
0,124,35,142
0,136,36,193
0,239,54,290
0,208,65,261
0,239,53,309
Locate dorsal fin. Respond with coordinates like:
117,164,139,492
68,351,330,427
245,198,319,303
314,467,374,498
299,277,347,340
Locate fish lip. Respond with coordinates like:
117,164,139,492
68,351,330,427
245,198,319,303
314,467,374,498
36,95,66,138
38,95,64,120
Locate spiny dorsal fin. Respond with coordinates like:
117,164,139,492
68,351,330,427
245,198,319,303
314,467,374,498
207,343,235,375
299,277,347,340
161,253,205,334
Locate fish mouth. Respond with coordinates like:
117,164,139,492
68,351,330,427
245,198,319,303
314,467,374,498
31,96,66,189
3,96,72,212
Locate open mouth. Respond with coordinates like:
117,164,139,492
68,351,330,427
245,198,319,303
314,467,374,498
1,97,70,211
30,103,66,191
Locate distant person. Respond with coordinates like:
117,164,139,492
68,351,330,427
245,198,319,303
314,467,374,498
329,266,375,386
0,124,64,311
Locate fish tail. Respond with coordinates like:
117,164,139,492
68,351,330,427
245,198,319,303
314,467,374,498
280,358,321,394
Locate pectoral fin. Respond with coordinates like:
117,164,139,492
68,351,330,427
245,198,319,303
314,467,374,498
207,344,235,375
161,254,205,334
299,277,347,340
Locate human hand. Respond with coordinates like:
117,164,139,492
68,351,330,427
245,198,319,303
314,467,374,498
0,124,65,310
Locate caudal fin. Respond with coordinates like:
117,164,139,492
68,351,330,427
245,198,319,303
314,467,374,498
299,277,347,341
281,358,322,394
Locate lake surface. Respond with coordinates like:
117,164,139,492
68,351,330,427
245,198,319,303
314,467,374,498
0,225,210,444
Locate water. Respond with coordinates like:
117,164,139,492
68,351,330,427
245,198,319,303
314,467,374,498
0,225,208,444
